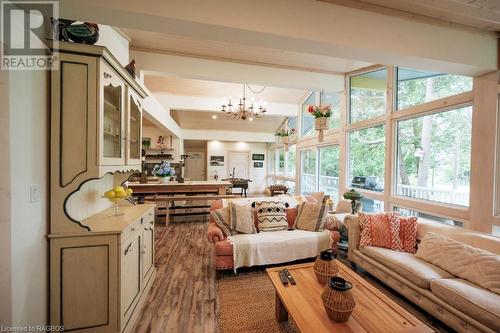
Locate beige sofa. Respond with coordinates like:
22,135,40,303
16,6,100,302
347,215,500,333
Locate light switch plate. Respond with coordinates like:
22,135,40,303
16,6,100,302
30,184,40,203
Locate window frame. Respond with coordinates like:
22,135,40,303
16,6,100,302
393,103,473,208
348,67,388,125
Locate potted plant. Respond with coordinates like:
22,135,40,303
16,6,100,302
152,161,175,184
308,105,332,142
274,128,296,150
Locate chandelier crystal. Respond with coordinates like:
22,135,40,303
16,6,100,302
221,84,267,120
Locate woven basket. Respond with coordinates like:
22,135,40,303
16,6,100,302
315,117,328,130
313,256,339,285
321,278,356,322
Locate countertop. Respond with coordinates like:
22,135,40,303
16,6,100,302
128,181,232,186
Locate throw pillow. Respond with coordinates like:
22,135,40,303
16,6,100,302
416,233,500,294
209,206,235,237
293,202,327,232
286,208,297,229
359,212,401,251
229,203,257,234
254,201,288,232
395,215,418,253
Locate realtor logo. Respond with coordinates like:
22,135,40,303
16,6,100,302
1,0,59,70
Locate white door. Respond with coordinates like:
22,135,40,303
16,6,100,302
185,152,205,181
228,151,249,179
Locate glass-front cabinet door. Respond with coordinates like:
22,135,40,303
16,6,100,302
100,62,125,165
126,88,142,166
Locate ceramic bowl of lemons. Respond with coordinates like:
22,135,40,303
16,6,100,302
103,186,133,216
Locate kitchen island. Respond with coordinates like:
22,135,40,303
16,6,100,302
128,180,232,196
127,181,234,224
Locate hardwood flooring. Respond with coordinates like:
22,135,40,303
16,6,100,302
134,220,452,333
133,220,218,333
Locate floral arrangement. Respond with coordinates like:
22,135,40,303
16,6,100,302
152,161,175,178
275,128,296,137
308,105,332,119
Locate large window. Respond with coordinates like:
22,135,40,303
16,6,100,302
319,146,340,200
286,145,296,177
320,91,341,130
350,68,387,123
397,68,473,110
348,125,385,192
300,149,317,194
394,206,464,227
396,106,472,206
301,92,316,137
361,198,384,213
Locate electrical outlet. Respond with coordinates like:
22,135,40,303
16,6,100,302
30,184,40,203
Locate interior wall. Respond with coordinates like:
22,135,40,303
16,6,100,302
207,141,267,193
9,70,49,326
95,25,130,66
0,62,12,325
142,125,181,162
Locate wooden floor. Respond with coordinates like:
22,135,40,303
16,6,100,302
134,220,452,333
133,220,218,333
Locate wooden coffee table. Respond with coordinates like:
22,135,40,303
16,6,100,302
266,261,434,333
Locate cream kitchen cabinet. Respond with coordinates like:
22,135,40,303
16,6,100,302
50,204,156,333
50,41,148,235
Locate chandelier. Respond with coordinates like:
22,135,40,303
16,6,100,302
221,84,267,120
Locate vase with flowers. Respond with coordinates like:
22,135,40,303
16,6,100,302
152,161,175,184
308,105,332,142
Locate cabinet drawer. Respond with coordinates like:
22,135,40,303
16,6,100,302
120,232,141,327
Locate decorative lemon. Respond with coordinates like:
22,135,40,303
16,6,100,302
104,190,115,199
125,188,133,196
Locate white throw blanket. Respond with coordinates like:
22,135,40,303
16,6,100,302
228,230,332,272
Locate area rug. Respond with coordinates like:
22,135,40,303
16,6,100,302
218,271,298,333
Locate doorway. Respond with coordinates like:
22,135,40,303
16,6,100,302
228,151,249,179
185,151,206,181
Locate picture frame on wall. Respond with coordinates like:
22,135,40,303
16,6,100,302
210,155,225,166
253,162,263,168
252,154,265,161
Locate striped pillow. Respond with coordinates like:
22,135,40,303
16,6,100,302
209,207,236,237
293,202,327,232
255,201,288,232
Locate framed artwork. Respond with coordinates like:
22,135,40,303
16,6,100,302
253,161,264,168
210,155,225,166
252,154,265,161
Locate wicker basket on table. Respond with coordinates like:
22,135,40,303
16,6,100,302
313,249,339,285
321,276,356,322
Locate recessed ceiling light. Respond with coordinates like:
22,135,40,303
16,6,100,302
249,117,253,121
212,115,217,119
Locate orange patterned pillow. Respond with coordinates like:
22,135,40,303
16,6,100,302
395,215,418,253
359,212,401,251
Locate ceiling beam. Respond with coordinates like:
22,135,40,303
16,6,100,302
60,0,497,76
182,129,275,143
132,50,344,91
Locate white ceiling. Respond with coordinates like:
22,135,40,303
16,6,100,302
145,76,309,104
322,0,500,32
170,109,285,133
123,29,373,75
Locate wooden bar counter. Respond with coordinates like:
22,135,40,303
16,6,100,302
128,180,232,196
